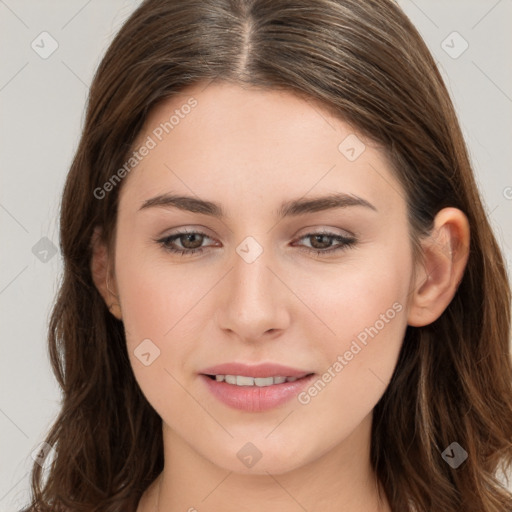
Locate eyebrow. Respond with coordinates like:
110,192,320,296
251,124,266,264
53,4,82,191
138,191,377,218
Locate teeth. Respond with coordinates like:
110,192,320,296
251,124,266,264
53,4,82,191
212,375,301,387
237,375,256,386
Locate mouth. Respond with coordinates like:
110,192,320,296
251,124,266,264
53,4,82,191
199,364,316,412
203,373,313,386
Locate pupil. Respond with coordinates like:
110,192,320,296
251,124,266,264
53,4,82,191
312,235,330,249
183,234,202,249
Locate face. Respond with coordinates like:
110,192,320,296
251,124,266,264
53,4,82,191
109,81,415,474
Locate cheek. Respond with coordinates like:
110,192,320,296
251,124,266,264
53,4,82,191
295,245,411,424
114,244,218,410
118,263,198,418
115,243,206,345
298,236,410,325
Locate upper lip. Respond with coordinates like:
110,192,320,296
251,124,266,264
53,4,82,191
200,362,313,379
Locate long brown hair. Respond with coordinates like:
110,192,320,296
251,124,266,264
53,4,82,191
23,0,512,511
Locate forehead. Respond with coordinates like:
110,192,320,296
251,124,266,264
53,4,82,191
119,81,404,217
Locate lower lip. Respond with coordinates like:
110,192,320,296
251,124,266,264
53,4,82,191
200,374,315,412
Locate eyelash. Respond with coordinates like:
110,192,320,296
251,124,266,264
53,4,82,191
156,229,357,257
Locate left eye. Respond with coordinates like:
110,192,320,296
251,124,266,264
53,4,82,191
293,231,357,255
156,230,356,257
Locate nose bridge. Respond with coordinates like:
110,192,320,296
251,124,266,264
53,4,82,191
232,236,277,308
218,234,289,337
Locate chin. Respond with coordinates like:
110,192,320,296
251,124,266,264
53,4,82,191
204,435,319,476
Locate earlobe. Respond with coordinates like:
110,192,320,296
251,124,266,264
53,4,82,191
90,226,122,320
407,207,470,327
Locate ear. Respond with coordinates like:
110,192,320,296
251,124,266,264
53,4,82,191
407,207,470,327
90,226,122,320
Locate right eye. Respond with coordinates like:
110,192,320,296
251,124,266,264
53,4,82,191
156,230,217,256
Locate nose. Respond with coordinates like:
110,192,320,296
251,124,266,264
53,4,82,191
215,241,291,342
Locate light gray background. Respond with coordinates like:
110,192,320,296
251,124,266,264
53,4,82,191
1,0,511,509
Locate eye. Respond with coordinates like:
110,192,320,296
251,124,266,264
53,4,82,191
292,230,357,256
156,229,216,257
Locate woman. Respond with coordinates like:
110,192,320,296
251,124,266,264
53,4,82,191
23,0,512,511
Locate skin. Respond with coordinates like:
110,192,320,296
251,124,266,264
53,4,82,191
91,81,470,512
